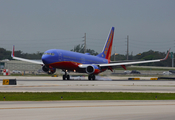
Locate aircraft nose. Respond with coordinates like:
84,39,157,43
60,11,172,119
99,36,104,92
42,55,49,65
42,49,58,65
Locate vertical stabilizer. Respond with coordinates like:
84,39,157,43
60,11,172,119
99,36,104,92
97,27,114,61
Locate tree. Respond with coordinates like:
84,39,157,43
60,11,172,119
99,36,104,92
71,44,98,55
0,47,43,60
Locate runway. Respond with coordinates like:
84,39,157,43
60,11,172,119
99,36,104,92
1,76,175,120
1,76,175,93
0,100,175,120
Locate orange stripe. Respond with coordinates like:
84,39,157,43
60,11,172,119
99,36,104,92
105,30,114,60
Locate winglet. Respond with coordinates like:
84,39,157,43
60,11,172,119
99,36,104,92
161,48,171,61
11,45,15,57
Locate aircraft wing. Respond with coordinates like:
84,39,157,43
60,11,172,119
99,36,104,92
11,46,43,65
79,49,170,68
100,49,170,67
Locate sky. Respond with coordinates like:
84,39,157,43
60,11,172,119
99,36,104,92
0,0,175,55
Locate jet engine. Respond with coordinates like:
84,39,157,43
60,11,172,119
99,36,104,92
86,65,101,74
42,65,56,74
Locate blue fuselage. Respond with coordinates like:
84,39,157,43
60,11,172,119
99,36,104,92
41,49,108,73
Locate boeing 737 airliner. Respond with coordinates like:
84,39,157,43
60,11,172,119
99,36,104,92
12,27,170,80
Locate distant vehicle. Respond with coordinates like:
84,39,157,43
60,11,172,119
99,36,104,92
12,70,21,74
130,70,141,74
163,71,172,75
124,71,131,74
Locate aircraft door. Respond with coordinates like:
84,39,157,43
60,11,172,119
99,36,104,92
58,52,62,61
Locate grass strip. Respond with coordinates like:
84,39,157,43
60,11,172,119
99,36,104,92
1,92,175,101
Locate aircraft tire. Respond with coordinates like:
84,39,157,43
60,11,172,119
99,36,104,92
67,75,70,80
92,75,95,80
88,75,92,80
88,75,96,80
63,75,66,80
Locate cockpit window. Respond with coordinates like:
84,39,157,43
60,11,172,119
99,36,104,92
43,53,55,56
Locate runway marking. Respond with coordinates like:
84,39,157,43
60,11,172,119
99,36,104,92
1,84,175,89
123,85,175,87
0,84,97,88
1,103,175,110
0,85,61,88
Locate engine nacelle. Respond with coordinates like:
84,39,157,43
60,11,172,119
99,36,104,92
42,65,56,74
86,65,101,75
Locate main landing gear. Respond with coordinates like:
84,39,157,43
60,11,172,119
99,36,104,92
88,74,96,80
62,70,70,80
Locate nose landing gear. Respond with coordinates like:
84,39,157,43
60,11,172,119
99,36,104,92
62,70,70,80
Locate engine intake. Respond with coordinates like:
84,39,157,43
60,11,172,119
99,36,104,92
86,65,101,75
42,65,56,74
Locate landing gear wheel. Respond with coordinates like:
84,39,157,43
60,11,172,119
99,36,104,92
67,75,70,80
63,75,66,80
88,75,91,80
88,74,96,80
62,70,70,80
92,75,95,80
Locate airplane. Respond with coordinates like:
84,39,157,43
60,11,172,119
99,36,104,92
11,27,170,80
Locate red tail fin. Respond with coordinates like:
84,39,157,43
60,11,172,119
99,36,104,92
97,27,114,61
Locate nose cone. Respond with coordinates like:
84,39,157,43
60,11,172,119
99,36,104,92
42,54,49,65
42,49,57,65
